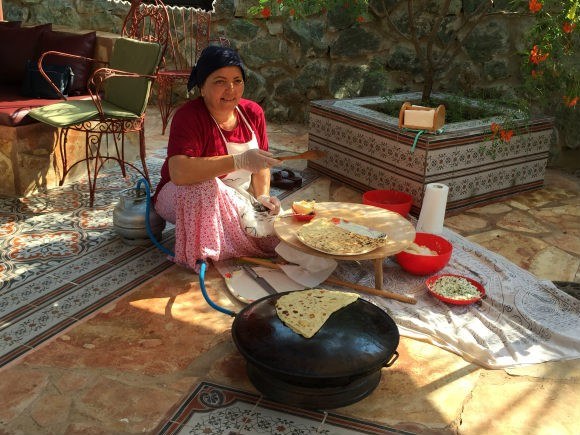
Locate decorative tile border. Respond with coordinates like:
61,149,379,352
158,381,414,434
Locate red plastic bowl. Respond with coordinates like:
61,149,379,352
292,211,316,222
395,233,453,275
363,190,413,216
425,273,485,305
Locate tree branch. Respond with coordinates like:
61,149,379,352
369,1,410,41
436,1,494,68
426,0,451,70
407,0,427,69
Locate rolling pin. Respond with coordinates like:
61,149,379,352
239,257,417,305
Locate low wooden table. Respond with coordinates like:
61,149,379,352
274,202,416,290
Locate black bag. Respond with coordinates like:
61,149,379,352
21,60,75,99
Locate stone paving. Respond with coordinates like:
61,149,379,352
0,109,578,434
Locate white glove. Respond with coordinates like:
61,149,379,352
232,149,281,173
257,195,281,215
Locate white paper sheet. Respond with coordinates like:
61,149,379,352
214,261,306,303
275,242,338,287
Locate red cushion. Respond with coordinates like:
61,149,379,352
38,30,97,95
0,24,52,85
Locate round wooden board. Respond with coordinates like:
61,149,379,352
274,202,416,261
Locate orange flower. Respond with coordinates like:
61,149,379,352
356,15,364,23
261,7,272,18
529,0,542,13
530,45,549,64
563,96,578,107
490,122,501,137
562,22,576,34
289,8,295,16
500,129,514,143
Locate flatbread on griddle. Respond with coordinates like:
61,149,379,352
275,289,359,338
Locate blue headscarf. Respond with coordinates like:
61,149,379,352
187,46,246,92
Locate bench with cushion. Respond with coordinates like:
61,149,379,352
0,21,127,196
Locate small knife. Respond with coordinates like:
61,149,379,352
242,265,278,295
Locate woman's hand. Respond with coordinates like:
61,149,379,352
233,149,281,173
257,195,281,215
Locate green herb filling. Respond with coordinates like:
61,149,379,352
431,276,481,300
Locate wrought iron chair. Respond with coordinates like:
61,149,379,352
28,0,169,207
155,8,211,135
125,1,228,134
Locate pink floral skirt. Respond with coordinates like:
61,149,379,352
154,178,279,270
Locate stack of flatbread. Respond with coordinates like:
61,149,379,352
276,289,359,338
297,217,386,255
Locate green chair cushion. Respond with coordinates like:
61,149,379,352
28,37,161,128
28,100,140,128
104,37,162,116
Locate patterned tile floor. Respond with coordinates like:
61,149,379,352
0,149,318,369
0,156,177,367
0,109,578,434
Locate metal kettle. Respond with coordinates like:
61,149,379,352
113,186,166,246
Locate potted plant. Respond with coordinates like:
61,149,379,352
250,0,577,214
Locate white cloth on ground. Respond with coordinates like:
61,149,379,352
330,227,580,369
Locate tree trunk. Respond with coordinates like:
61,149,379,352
422,71,434,104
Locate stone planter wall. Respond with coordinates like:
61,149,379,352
0,122,141,197
307,94,554,214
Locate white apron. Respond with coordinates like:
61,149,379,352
212,107,276,238
214,107,258,196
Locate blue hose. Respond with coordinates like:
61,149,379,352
137,178,174,257
197,260,235,317
137,178,235,317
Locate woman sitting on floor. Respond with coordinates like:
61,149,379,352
152,46,282,270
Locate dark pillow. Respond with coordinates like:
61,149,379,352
37,30,97,95
0,21,22,28
0,23,52,85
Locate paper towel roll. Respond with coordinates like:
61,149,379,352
416,183,449,234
